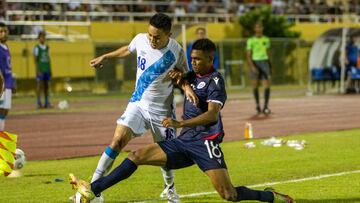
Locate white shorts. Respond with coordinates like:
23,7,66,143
117,102,177,142
0,89,12,109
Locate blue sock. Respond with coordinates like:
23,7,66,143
91,158,138,196
236,186,274,202
37,97,42,106
45,96,49,105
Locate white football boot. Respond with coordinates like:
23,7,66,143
160,183,180,203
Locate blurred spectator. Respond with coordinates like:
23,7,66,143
0,0,5,21
187,27,219,70
3,0,360,23
345,35,359,93
272,0,286,14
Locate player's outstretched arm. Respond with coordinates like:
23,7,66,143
162,102,221,128
89,45,131,68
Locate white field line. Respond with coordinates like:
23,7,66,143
131,169,360,202
180,170,360,198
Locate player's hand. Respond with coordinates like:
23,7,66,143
162,117,181,128
168,69,183,85
12,87,16,94
184,85,199,106
90,56,105,68
251,65,258,75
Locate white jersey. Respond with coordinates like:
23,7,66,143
128,33,188,114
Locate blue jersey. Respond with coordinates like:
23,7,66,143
0,44,13,89
179,70,227,142
346,42,359,66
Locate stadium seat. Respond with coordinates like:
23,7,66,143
351,67,360,80
311,68,324,81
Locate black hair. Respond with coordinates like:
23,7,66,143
0,22,6,28
192,38,216,55
38,31,46,39
149,13,172,33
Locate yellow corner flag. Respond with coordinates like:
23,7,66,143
0,131,17,177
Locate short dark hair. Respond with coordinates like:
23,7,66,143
38,31,46,39
0,22,6,28
149,13,172,33
192,38,216,55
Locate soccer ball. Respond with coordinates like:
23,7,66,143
58,100,69,110
14,148,26,170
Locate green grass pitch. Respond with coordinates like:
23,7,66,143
0,129,359,202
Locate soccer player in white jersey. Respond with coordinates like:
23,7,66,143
75,13,197,203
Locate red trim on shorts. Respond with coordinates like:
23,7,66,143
202,132,222,140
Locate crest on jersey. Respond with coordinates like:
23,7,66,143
213,77,219,85
217,159,222,165
197,81,206,89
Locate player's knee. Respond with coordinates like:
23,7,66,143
127,150,144,165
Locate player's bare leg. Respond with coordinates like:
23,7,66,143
91,124,134,182
70,124,135,203
71,144,167,201
205,169,237,201
206,168,294,202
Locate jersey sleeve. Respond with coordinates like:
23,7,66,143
128,34,140,53
33,46,39,57
207,75,227,108
266,37,271,49
246,38,252,50
175,49,189,73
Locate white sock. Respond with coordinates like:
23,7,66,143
161,167,174,186
91,149,118,182
0,118,5,131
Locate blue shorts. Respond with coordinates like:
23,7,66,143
158,137,227,172
36,72,51,81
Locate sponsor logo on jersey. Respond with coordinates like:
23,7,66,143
213,77,219,85
197,81,206,89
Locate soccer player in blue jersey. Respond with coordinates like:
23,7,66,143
0,22,15,132
75,13,198,203
70,38,294,203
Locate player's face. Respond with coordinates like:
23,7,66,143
147,25,171,49
254,24,263,36
0,27,8,43
196,29,206,39
191,50,213,75
39,35,46,43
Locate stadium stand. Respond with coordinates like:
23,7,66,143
1,0,359,94
3,0,360,27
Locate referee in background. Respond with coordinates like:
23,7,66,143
246,22,272,115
